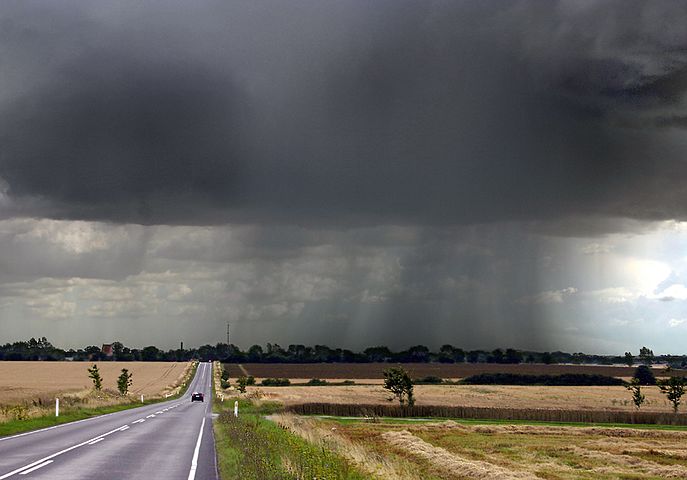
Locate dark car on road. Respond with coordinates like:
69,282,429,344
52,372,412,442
191,392,204,402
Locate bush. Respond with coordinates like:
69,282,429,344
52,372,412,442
460,373,624,386
634,365,656,385
246,375,256,385
306,378,328,386
413,375,443,384
260,378,291,387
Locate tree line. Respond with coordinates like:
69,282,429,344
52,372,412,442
1,338,686,367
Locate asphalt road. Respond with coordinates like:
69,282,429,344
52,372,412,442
0,361,218,480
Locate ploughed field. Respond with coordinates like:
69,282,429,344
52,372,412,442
225,362,664,380
0,361,190,405
275,415,687,479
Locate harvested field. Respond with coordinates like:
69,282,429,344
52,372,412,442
247,384,678,413
0,361,191,405
281,416,687,479
225,362,680,380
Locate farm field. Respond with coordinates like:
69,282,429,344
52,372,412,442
0,361,190,405
251,384,678,413
224,362,679,380
275,414,687,479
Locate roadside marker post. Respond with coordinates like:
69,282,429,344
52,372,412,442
234,400,238,418
55,398,59,417
140,394,144,403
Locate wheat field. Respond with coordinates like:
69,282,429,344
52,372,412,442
0,361,190,405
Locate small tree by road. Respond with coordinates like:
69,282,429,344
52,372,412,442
117,368,133,395
658,376,686,413
625,378,645,409
87,364,102,391
624,352,634,367
236,376,248,393
383,366,414,407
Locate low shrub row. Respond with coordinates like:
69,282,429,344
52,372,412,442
460,373,625,386
260,378,291,386
285,402,687,426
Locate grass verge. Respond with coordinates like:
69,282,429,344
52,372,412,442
0,361,198,438
214,399,366,480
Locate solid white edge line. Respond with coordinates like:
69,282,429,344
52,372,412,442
187,417,206,480
87,438,105,446
17,461,52,476
0,424,126,480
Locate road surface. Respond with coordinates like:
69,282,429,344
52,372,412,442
0,362,217,480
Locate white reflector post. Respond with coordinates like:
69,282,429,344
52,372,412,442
234,400,238,418
55,398,59,417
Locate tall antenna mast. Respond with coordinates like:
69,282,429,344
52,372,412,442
226,322,230,345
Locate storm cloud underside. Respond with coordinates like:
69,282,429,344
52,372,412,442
1,1,687,352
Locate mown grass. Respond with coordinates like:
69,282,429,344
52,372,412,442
0,361,198,438
214,399,367,480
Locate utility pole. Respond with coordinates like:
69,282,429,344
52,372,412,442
226,322,230,346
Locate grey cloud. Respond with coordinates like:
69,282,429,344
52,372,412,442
0,1,686,230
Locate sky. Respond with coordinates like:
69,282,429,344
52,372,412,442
1,0,687,353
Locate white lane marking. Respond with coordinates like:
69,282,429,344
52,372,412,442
132,419,145,424
186,418,206,480
0,395,188,444
146,414,155,418
17,461,52,476
119,426,130,431
155,411,164,415
87,438,104,446
0,425,127,479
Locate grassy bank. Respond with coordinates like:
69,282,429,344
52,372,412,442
0,361,198,438
214,399,366,480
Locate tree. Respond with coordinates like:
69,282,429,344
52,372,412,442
117,369,133,395
633,365,656,385
383,366,414,407
625,378,645,409
505,348,522,364
236,376,248,393
87,364,102,391
624,351,634,367
658,376,686,413
639,346,654,365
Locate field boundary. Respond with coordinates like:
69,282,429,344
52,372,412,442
286,402,687,426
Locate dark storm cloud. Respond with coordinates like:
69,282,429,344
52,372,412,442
1,0,687,229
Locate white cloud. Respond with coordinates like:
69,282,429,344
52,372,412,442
669,318,686,327
518,287,578,305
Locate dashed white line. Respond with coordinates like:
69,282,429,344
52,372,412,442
18,461,52,476
155,411,164,415
119,426,130,431
132,419,145,424
146,414,155,418
87,438,104,446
